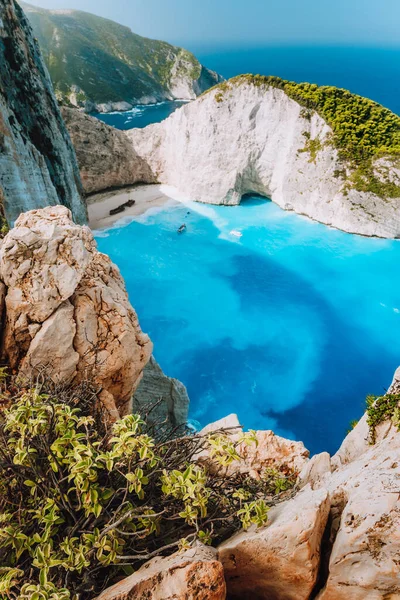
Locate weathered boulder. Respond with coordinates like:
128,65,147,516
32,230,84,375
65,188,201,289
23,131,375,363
218,485,330,600
314,414,400,599
132,355,189,428
299,452,332,489
96,544,226,600
0,0,86,224
196,414,309,478
61,108,155,195
0,205,152,418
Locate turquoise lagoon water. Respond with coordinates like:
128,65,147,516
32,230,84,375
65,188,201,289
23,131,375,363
95,197,400,455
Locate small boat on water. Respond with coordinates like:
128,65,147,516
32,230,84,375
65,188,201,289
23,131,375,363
177,224,186,233
229,230,243,238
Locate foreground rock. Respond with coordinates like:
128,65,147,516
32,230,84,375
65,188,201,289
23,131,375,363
96,544,226,600
219,485,330,600
0,206,152,418
128,79,400,238
314,413,400,599
209,386,400,599
0,0,86,224
197,414,309,478
62,108,155,194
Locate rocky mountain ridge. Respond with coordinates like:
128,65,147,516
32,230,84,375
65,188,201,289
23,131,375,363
21,1,223,113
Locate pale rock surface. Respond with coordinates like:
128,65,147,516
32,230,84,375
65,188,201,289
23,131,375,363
132,355,189,428
19,301,79,383
211,385,400,599
299,451,332,489
196,414,309,477
314,413,400,599
62,108,155,194
218,485,330,600
388,365,400,394
199,413,241,435
0,0,86,224
0,206,152,418
128,81,400,237
96,543,226,600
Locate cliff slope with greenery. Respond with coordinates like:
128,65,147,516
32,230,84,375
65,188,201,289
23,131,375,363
21,2,222,111
209,75,400,198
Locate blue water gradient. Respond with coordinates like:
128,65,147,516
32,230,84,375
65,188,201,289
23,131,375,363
95,197,400,454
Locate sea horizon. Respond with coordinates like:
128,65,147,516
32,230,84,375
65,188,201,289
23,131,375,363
183,44,400,115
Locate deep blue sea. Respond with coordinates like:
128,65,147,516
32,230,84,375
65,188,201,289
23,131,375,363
96,198,400,455
194,45,400,115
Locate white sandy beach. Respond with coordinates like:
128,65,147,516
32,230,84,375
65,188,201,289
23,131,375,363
87,184,178,230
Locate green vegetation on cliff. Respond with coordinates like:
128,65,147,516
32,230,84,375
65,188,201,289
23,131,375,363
21,2,221,108
0,378,295,599
208,75,400,198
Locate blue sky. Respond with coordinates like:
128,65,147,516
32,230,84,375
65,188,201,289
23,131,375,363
25,0,400,48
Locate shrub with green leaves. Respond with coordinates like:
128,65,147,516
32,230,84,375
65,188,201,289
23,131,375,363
0,382,296,599
366,393,400,443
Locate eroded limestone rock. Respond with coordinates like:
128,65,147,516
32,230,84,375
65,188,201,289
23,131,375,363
218,485,330,600
0,205,152,418
196,414,309,478
96,544,226,600
315,414,400,599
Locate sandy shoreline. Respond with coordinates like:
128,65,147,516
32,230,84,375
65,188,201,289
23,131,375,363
87,184,177,230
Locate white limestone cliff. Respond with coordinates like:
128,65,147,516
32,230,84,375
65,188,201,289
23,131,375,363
128,81,400,237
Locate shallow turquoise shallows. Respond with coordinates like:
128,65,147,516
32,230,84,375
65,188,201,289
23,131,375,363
95,197,400,455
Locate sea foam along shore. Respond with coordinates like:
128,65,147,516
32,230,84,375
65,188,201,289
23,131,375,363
87,184,184,230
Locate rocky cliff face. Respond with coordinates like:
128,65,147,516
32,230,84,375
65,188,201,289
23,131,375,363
61,108,155,194
22,2,223,113
128,79,400,237
133,356,189,429
0,206,152,419
0,0,87,224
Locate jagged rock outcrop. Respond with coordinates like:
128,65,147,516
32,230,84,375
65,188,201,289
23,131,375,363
212,388,400,599
61,108,155,194
219,485,330,600
0,205,152,418
96,544,226,600
0,0,87,224
127,79,400,238
313,414,400,599
133,355,189,429
22,2,223,113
